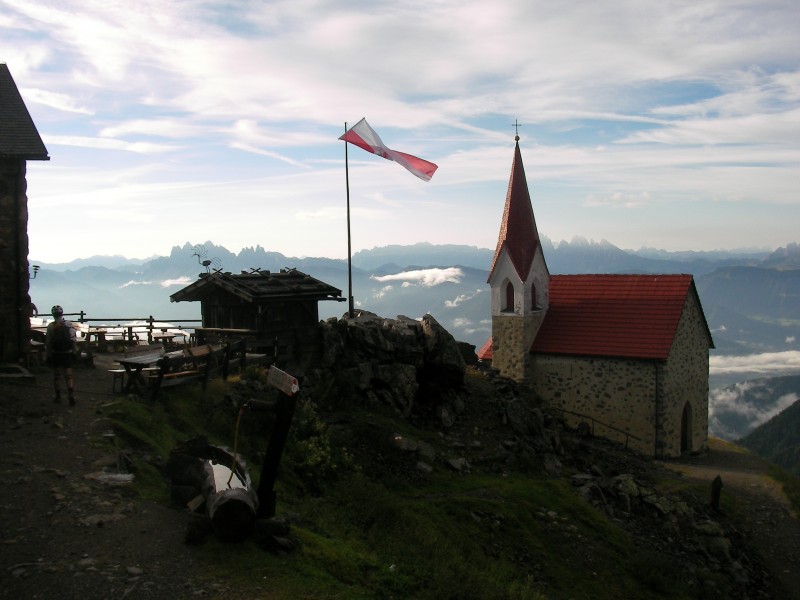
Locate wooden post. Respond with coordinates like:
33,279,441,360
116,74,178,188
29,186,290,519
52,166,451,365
710,475,723,512
256,366,299,518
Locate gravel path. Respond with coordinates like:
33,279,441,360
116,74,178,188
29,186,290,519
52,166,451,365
662,439,800,600
0,358,216,600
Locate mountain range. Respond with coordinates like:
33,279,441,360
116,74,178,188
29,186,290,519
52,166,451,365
28,237,800,473
30,237,800,354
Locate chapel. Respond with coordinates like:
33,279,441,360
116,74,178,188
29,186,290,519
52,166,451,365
482,134,713,458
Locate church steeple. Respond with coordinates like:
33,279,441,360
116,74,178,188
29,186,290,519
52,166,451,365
487,133,550,382
488,136,543,283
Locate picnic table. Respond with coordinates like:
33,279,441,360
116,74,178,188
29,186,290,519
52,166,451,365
152,332,177,349
116,352,163,394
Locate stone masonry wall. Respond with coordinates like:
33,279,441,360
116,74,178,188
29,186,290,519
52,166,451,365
0,159,31,362
528,355,658,455
492,313,544,382
658,294,711,457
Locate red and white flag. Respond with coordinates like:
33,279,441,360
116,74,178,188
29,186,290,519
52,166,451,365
339,118,438,181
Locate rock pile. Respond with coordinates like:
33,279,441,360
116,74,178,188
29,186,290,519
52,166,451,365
306,311,467,420
568,464,755,597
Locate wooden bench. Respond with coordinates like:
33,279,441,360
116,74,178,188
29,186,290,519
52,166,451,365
149,340,247,400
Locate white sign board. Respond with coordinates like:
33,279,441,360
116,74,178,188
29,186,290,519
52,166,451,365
267,366,299,396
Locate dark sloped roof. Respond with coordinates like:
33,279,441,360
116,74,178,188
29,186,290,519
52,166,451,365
531,274,714,360
488,140,544,281
0,64,49,160
170,268,343,303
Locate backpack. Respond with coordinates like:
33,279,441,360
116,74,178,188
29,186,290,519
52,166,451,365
52,320,73,353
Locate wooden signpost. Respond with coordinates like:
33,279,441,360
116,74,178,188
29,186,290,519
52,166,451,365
256,365,299,518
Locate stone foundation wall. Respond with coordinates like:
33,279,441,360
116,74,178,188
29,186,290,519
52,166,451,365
529,355,658,455
0,159,32,362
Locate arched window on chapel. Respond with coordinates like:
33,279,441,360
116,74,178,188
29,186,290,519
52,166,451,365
504,282,515,312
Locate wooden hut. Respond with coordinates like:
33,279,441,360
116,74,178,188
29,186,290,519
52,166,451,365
170,268,344,367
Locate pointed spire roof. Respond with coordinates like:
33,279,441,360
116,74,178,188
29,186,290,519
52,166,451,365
0,64,49,160
488,137,542,281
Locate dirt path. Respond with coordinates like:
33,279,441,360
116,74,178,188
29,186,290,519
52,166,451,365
0,358,218,600
662,438,800,600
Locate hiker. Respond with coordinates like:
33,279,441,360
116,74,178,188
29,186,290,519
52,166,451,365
45,305,77,405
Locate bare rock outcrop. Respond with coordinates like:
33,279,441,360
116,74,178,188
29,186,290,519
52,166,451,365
307,311,465,422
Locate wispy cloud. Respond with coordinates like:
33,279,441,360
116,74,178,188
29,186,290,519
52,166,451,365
444,289,484,308
4,0,800,262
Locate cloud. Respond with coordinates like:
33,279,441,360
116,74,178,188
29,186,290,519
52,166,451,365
42,134,182,154
9,0,800,262
709,381,799,439
372,285,394,299
372,267,463,287
709,351,800,375
99,119,208,139
444,288,484,308
118,276,192,289
22,88,93,114
583,191,650,209
160,277,192,287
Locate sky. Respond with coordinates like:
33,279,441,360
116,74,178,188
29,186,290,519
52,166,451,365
3,0,799,264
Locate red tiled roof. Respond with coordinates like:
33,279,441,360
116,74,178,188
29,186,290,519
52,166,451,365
532,274,704,360
488,141,542,282
0,64,49,160
477,336,493,361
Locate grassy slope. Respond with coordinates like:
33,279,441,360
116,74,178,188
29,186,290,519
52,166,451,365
96,370,798,600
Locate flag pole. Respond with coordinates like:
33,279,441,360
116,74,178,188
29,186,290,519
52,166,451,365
344,122,354,318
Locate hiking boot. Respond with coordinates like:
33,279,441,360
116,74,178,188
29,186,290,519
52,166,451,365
69,394,76,407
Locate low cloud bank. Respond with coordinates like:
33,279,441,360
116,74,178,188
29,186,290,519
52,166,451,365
371,267,463,287
709,383,798,440
119,276,193,289
709,351,800,375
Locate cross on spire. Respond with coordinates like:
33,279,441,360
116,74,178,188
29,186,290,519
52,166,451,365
512,119,522,141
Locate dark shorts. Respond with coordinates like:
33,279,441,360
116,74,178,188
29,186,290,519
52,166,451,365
50,352,75,368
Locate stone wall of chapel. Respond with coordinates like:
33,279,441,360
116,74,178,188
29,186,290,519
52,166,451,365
658,294,711,457
528,354,658,456
0,159,32,362
492,313,543,382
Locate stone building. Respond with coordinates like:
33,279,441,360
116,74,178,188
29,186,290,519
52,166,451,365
0,64,49,363
484,135,714,458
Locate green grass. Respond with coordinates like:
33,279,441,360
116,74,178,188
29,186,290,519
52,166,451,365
767,464,800,515
97,376,700,600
